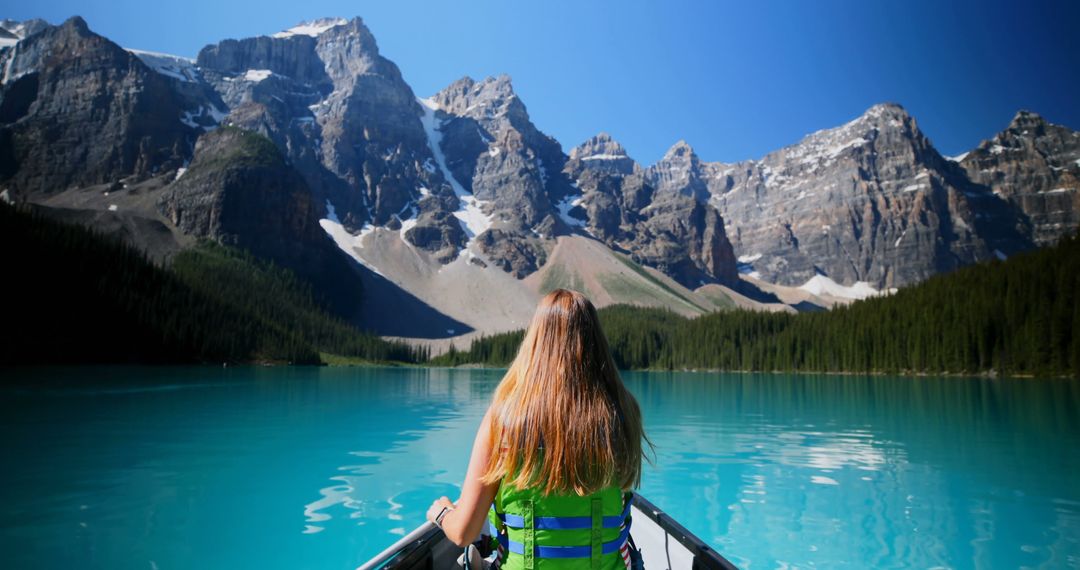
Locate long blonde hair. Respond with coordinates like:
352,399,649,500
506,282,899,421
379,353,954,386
481,289,650,496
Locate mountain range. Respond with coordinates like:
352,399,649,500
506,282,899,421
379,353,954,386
1,16,1077,342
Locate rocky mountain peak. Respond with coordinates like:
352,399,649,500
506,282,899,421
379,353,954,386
568,132,637,176
1009,109,1045,128
429,74,519,118
60,16,91,34
865,101,906,115
994,109,1052,143
843,102,913,134
664,140,696,159
0,16,194,196
317,17,378,51
645,140,713,202
313,16,393,84
959,110,1079,246
761,101,928,170
570,132,629,159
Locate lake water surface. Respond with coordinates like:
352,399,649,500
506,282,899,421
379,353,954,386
1,367,1078,569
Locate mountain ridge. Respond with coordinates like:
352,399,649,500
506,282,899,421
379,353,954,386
1,15,1077,340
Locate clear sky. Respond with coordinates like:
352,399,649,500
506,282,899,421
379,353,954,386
7,0,1079,164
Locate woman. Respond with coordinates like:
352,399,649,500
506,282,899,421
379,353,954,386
426,289,650,570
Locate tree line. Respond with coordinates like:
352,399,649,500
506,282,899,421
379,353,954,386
0,204,426,365
433,232,1080,378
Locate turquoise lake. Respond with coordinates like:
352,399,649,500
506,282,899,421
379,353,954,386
1,367,1078,569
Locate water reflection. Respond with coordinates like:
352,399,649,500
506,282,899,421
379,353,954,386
0,367,1077,569
623,372,1080,569
300,367,497,539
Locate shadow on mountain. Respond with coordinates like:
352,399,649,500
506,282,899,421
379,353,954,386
349,263,473,339
30,204,185,263
791,300,826,312
733,281,783,304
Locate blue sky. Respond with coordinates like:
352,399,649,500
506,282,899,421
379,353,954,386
8,0,1079,164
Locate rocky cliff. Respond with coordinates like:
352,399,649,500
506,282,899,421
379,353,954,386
639,104,1033,289
156,125,365,316
958,111,1080,246
565,136,739,287
0,17,197,198
2,14,1077,335
423,75,570,276
194,17,465,264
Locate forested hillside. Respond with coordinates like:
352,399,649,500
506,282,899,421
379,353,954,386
0,205,424,365
434,233,1080,377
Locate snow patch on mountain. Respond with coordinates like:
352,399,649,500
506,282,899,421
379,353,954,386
0,19,46,47
127,49,200,82
318,200,383,276
799,274,884,300
242,69,272,82
418,97,493,244
555,194,586,228
947,152,969,162
180,104,228,130
272,18,348,39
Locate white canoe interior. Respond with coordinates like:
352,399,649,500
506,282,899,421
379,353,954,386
358,495,737,570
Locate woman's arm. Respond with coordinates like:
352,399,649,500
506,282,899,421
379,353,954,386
426,408,500,547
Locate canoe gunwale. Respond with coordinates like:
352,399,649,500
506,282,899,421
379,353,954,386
367,494,739,570
630,495,738,570
374,523,445,570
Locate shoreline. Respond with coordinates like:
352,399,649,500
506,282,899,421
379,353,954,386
2,361,1072,381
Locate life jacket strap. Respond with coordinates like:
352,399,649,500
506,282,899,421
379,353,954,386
496,525,631,559
485,493,635,560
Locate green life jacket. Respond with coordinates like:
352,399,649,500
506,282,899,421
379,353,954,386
487,482,633,570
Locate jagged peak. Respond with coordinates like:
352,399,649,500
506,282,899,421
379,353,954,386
430,73,520,117
1012,109,1042,121
663,140,697,160
61,15,90,34
845,102,912,130
272,17,350,39
1008,109,1047,130
475,73,515,95
570,132,632,161
450,75,476,88
866,101,907,114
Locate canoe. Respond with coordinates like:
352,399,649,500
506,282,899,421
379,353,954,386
357,494,738,570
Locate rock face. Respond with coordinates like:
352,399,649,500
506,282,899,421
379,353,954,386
194,18,469,262
157,126,363,315
638,104,1033,289
568,133,638,176
0,17,197,198
4,14,1078,319
425,75,572,276
159,127,317,255
958,111,1080,246
565,138,739,287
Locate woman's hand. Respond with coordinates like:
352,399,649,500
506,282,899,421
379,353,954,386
426,496,455,526
425,409,500,547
